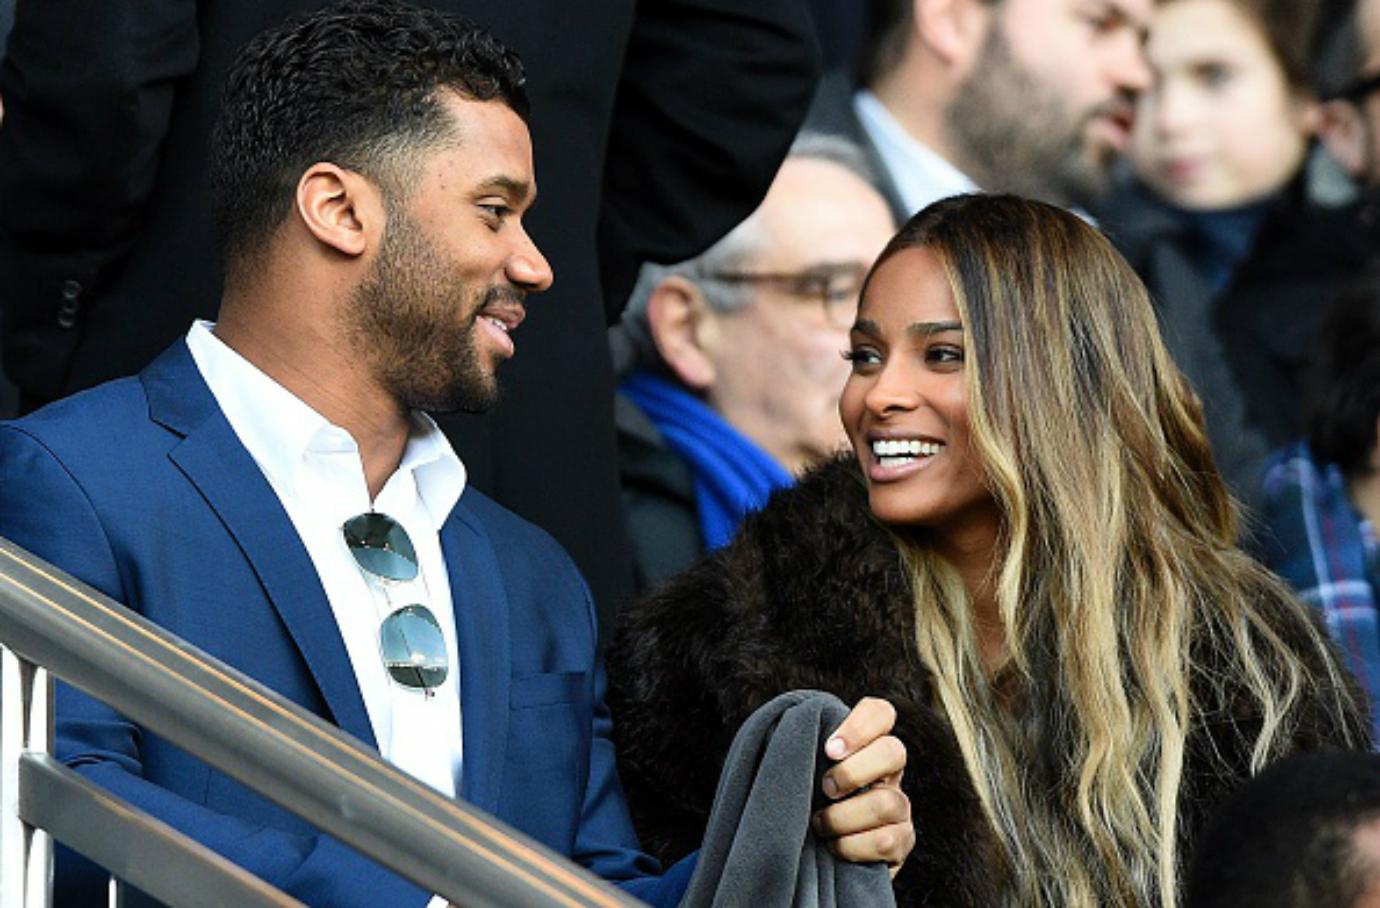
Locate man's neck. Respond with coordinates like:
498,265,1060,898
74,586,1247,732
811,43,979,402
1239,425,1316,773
213,306,410,501
870,70,963,172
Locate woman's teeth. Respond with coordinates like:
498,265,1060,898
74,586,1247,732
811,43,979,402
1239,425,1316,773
871,439,942,467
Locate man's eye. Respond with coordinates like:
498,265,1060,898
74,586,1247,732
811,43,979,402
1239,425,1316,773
480,203,510,221
1080,7,1122,35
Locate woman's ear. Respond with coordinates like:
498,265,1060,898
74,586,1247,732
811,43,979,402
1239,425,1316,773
1317,99,1370,180
646,275,719,391
294,162,381,257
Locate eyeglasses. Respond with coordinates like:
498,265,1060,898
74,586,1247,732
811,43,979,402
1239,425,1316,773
342,512,448,694
1330,69,1380,103
704,263,867,329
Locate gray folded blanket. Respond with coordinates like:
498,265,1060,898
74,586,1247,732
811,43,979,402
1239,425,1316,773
678,690,898,908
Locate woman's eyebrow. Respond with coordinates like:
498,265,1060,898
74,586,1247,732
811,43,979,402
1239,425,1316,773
908,320,963,337
851,318,882,339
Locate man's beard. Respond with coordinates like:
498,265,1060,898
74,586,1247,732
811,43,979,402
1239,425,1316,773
948,24,1118,209
347,210,515,415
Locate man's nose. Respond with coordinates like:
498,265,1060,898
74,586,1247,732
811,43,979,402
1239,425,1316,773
508,232,553,292
1112,35,1153,95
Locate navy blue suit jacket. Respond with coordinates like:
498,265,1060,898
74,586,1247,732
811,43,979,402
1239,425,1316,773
0,342,693,906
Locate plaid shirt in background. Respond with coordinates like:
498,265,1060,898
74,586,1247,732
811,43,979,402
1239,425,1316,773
1260,442,1380,742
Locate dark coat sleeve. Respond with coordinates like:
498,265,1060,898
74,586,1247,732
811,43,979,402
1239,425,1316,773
0,0,199,396
596,0,820,320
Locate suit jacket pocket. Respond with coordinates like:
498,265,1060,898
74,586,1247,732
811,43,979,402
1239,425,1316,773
509,670,584,709
503,671,590,853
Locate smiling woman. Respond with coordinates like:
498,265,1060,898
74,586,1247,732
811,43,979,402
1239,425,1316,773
608,194,1371,908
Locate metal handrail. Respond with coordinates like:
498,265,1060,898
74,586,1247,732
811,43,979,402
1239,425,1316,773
0,536,643,907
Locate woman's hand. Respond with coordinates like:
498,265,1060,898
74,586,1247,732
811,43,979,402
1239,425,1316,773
812,697,915,877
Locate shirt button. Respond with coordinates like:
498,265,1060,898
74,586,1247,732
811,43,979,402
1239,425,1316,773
57,280,82,328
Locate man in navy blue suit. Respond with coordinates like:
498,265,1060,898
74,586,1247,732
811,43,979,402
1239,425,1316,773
0,3,913,904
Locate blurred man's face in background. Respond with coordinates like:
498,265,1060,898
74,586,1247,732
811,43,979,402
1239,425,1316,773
695,158,895,474
949,0,1154,207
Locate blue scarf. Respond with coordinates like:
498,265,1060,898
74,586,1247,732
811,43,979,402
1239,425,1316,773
621,372,792,551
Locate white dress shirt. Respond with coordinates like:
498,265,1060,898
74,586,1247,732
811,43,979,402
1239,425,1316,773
186,320,466,798
853,89,979,217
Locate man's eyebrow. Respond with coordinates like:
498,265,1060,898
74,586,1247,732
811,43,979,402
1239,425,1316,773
908,320,962,337
476,175,534,205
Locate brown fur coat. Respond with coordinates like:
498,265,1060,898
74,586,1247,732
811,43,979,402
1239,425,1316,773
606,456,1370,906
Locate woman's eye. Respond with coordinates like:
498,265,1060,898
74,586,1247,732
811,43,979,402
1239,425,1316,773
842,348,881,368
926,345,964,365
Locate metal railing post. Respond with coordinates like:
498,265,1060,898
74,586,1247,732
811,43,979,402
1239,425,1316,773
1,644,53,908
0,538,642,907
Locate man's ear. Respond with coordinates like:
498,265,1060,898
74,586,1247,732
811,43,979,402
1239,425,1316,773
294,162,381,257
1318,99,1370,179
915,0,992,70
646,276,719,391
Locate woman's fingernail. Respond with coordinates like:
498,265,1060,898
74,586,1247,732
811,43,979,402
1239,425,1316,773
826,736,846,759
822,775,839,798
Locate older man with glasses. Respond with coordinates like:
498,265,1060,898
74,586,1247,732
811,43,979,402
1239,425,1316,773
613,133,896,593
0,4,914,906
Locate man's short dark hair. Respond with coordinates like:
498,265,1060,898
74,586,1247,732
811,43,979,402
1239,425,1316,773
858,0,1006,88
210,0,527,276
858,0,913,88
1186,751,1380,908
1307,260,1380,477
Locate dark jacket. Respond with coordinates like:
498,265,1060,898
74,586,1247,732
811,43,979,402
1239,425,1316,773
1215,186,1380,449
0,0,820,622
615,389,705,595
1098,180,1272,511
607,456,1370,907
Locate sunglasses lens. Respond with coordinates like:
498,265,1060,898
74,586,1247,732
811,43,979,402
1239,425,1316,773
379,605,448,689
343,513,419,582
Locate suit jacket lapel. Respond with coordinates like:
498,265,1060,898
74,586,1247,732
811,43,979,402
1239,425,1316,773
142,343,376,748
443,502,511,816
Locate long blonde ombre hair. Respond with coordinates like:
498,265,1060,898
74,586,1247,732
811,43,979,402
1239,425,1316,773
873,195,1363,905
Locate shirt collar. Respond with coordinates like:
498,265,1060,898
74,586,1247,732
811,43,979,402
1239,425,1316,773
853,89,979,215
185,320,466,525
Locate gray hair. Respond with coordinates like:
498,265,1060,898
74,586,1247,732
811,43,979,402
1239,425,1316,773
617,131,880,371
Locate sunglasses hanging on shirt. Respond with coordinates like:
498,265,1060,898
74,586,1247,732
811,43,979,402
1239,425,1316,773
342,512,449,694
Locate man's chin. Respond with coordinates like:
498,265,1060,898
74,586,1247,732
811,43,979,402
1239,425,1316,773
403,372,501,415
